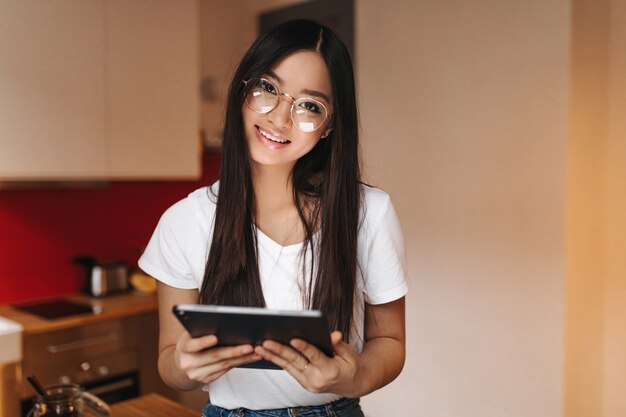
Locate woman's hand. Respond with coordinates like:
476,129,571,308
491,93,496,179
156,284,262,389
174,331,262,384
254,331,365,397
254,299,407,397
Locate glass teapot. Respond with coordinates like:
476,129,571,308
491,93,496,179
27,384,110,417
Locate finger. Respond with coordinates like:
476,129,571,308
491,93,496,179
289,338,325,364
181,342,255,375
200,344,255,362
254,346,317,393
260,340,294,358
261,340,310,370
255,344,310,373
329,331,352,358
330,331,343,346
211,351,262,372
254,346,320,392
182,334,218,353
191,352,262,383
178,344,254,374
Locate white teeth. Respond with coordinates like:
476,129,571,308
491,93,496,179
259,128,289,144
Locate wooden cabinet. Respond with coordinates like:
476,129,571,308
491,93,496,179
19,312,177,407
0,293,207,416
0,294,180,416
20,319,139,398
0,0,199,181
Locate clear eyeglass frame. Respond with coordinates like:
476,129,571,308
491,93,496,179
243,78,333,133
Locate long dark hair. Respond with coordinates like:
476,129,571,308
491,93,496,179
200,19,361,340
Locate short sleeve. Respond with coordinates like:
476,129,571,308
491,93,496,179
138,199,199,289
361,194,409,304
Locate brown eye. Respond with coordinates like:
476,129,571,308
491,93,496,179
298,100,322,114
259,79,278,95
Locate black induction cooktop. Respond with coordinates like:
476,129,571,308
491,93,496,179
12,298,95,319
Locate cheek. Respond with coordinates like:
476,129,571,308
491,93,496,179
242,105,254,126
242,108,264,140
298,134,323,153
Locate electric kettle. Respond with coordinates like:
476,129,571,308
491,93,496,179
73,256,129,297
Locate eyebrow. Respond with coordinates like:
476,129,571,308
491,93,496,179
265,70,332,104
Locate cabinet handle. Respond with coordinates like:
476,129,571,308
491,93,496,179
47,332,118,353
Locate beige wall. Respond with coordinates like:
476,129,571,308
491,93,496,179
356,0,626,416
193,1,626,415
357,0,569,416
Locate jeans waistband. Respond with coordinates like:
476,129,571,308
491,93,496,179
203,397,362,417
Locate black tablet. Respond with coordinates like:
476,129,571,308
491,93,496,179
172,304,334,370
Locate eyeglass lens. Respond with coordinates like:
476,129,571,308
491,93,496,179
245,79,328,132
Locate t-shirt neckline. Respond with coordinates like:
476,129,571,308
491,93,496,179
254,226,306,254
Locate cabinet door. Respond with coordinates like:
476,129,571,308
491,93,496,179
0,0,107,180
107,0,200,179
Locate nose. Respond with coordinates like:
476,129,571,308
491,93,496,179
267,95,292,130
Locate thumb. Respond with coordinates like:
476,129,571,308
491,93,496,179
331,330,343,346
330,331,354,358
180,332,218,353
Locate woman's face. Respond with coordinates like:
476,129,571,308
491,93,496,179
242,50,334,171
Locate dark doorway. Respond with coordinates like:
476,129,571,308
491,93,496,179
259,0,354,59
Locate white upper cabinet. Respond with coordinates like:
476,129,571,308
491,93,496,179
0,0,108,179
0,0,200,181
107,0,199,179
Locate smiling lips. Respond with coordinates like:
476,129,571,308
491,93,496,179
256,126,291,144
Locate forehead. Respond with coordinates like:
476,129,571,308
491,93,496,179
267,50,333,100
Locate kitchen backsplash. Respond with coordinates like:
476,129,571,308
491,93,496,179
0,151,219,303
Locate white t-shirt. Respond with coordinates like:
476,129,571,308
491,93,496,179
138,182,408,410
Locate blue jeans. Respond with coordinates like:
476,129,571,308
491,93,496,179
202,397,364,417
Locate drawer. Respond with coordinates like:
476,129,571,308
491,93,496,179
21,349,138,398
22,319,138,371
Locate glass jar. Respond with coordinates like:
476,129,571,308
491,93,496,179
27,384,110,417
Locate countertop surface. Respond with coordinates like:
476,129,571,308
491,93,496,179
0,292,158,334
110,393,199,417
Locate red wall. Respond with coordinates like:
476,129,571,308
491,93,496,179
0,152,220,303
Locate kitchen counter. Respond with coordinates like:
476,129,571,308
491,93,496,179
0,292,157,335
110,393,199,417
0,291,183,417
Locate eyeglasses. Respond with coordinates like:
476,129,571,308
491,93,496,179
243,78,333,133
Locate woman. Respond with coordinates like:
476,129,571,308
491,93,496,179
139,19,408,417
